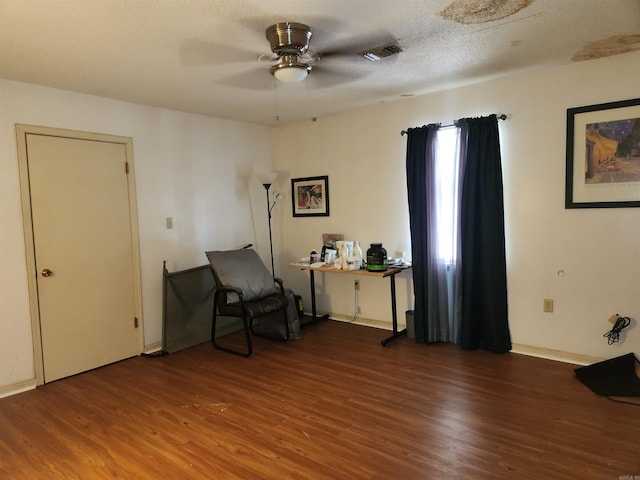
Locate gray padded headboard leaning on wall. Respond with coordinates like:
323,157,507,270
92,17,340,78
162,262,240,354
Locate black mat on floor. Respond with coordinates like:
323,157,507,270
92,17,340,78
574,353,640,397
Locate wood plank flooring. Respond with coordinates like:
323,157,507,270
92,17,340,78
0,320,638,479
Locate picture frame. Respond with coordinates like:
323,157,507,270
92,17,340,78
565,98,640,209
291,175,330,217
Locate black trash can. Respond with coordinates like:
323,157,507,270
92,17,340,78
405,310,415,340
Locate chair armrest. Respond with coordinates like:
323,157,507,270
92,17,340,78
274,277,284,295
216,285,244,306
218,285,243,296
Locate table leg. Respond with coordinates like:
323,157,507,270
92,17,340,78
303,269,329,327
381,273,406,346
310,269,317,319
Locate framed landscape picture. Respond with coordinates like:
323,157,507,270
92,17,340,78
291,175,329,217
565,98,640,208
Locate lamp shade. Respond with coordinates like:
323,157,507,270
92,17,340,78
256,171,278,185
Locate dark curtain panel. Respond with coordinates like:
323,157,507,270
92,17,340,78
406,125,453,343
458,115,511,353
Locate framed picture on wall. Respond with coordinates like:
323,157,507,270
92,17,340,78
291,175,330,217
565,98,640,208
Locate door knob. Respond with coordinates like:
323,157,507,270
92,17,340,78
41,268,53,277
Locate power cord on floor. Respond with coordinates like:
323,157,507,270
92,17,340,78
603,315,631,345
351,287,360,322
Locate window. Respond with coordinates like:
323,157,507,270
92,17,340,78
435,127,459,264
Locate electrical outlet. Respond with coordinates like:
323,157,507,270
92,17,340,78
543,298,554,313
354,280,360,290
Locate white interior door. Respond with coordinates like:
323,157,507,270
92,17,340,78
23,130,141,383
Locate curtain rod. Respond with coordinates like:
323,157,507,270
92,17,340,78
400,113,507,136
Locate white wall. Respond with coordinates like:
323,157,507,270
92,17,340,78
273,51,640,360
0,80,272,393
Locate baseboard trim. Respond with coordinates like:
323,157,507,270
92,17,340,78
511,343,603,366
0,379,36,399
307,313,603,366
320,312,395,331
143,341,163,354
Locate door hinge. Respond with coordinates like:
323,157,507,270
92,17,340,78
134,317,139,328
125,162,129,174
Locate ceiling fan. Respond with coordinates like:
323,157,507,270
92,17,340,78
265,22,317,83
263,21,403,85
198,20,403,91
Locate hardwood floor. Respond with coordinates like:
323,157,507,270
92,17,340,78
0,320,638,479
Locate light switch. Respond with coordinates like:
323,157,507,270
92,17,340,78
166,217,174,229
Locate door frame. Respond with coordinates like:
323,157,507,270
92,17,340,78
16,124,144,386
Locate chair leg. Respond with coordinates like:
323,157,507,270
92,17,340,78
211,296,253,357
281,308,290,341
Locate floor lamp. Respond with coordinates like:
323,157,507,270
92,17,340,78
257,172,278,277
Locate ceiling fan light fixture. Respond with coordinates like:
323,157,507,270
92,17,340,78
273,66,308,83
270,56,310,83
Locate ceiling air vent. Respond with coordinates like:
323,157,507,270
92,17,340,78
362,44,403,62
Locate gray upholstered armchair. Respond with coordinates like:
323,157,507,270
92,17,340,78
205,248,290,357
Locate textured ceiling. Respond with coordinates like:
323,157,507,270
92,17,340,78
1,0,639,126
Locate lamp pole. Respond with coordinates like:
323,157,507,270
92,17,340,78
263,183,275,277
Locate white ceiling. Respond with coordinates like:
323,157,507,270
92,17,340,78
1,0,639,126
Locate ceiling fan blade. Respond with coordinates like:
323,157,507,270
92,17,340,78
217,69,276,91
179,39,259,67
258,52,280,63
299,49,320,66
307,65,368,89
315,30,399,59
